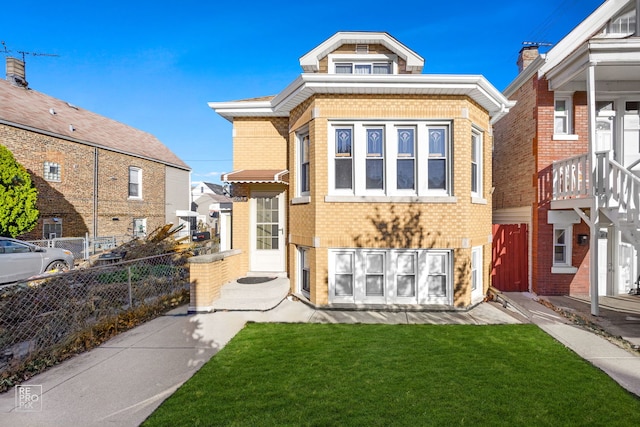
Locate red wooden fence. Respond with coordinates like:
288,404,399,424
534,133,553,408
491,224,528,292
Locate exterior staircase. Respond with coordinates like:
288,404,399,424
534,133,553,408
552,153,640,248
595,154,640,247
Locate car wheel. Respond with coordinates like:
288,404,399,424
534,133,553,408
46,261,70,272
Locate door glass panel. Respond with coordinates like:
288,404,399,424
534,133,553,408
623,101,640,170
256,197,279,250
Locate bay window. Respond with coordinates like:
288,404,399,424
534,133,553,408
328,121,452,197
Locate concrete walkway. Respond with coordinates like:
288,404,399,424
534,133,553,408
0,287,638,426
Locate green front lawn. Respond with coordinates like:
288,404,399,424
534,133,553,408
143,323,640,426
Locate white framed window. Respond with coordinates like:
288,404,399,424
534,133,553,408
554,95,572,135
334,62,392,74
553,225,572,267
128,167,142,199
44,161,61,182
43,218,62,239
329,53,397,75
397,128,416,190
334,127,354,192
395,252,417,298
329,249,452,305
328,121,452,198
365,127,384,190
471,129,483,197
133,218,147,238
365,252,385,297
333,252,354,300
299,247,310,297
606,9,636,35
298,132,310,196
427,252,448,297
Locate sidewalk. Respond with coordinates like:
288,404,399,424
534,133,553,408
0,290,639,426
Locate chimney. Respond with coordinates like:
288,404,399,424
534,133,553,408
517,46,539,73
6,57,28,88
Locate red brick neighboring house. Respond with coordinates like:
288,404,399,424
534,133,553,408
493,0,640,313
0,57,191,240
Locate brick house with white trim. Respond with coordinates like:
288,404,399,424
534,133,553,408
209,32,514,309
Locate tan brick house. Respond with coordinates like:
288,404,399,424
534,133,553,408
493,0,640,314
209,32,514,308
0,57,191,240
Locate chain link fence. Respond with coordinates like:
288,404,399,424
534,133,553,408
0,252,189,382
28,235,133,262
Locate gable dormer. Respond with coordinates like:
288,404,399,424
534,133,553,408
299,32,424,75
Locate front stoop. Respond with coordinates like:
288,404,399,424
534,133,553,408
211,277,290,311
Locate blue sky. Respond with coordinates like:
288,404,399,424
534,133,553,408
3,0,604,183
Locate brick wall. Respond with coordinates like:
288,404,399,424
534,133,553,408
493,75,591,296
1,123,169,240
285,94,493,307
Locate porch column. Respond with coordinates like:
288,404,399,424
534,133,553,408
587,63,600,316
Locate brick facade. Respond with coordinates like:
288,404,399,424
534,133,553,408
493,74,591,295
1,123,169,240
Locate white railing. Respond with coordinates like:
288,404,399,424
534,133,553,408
552,153,590,200
596,153,640,225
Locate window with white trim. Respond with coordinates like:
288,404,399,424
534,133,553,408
396,252,416,297
334,252,354,297
366,128,384,190
44,162,61,182
471,247,481,292
334,127,353,190
129,167,142,199
328,121,452,197
427,252,448,297
397,128,415,190
553,225,572,267
299,247,310,296
606,9,636,35
365,252,385,296
554,95,572,135
334,62,391,74
299,132,310,195
329,249,452,305
471,129,482,197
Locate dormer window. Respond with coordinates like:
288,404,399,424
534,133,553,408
334,62,392,74
329,52,397,75
606,9,636,35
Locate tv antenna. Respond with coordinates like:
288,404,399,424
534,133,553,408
1,40,60,61
522,41,554,48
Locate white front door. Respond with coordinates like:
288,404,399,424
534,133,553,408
250,191,285,272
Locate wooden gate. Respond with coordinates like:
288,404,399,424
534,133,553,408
492,224,528,292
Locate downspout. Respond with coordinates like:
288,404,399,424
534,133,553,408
636,0,640,37
587,64,599,316
93,148,98,238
